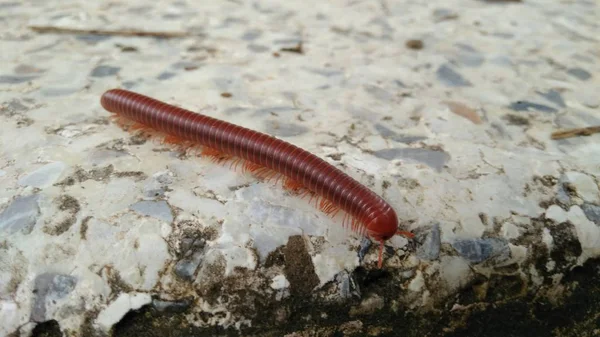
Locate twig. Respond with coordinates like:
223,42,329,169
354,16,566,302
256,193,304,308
29,25,189,38
551,126,600,140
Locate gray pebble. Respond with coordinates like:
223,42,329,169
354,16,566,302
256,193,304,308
537,89,566,108
152,298,191,313
241,29,262,41
336,270,360,299
0,194,41,234
375,124,427,144
157,72,176,80
90,65,120,77
31,273,77,322
508,101,558,113
264,121,309,137
417,223,441,260
436,64,472,87
567,67,592,81
373,148,450,172
0,75,38,84
130,200,173,223
581,203,600,225
451,238,510,264
18,162,66,188
247,44,269,53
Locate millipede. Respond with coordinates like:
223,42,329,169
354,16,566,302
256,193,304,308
100,89,414,268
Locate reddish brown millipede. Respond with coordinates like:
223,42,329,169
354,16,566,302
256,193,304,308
100,89,414,267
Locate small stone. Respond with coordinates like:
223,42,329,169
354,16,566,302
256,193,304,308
152,298,191,313
130,200,173,223
436,64,472,87
417,223,441,260
567,67,592,81
90,65,120,77
451,238,510,264
0,194,41,234
157,72,176,80
143,171,173,199
537,89,566,108
18,162,67,188
31,273,77,322
545,205,568,223
336,270,360,299
580,203,600,225
174,258,199,281
374,148,450,172
508,101,557,113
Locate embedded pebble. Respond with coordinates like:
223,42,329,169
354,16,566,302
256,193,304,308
451,238,510,264
580,203,600,225
417,223,441,260
90,65,120,77
31,273,77,322
0,194,41,234
537,89,566,108
566,67,592,81
336,270,360,299
152,298,191,313
436,64,472,87
143,171,174,199
508,101,558,113
18,161,67,188
130,200,173,223
374,148,450,172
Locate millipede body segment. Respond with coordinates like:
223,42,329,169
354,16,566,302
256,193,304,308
100,89,413,268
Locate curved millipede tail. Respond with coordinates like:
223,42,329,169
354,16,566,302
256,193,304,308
100,88,414,268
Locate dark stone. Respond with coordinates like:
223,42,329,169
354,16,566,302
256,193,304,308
264,121,309,137
0,194,40,234
247,44,269,53
241,29,262,41
567,67,592,81
436,64,472,87
451,238,510,264
508,101,558,113
157,72,176,80
581,203,600,225
90,65,120,77
417,223,441,260
0,75,38,84
537,89,566,108
374,124,427,144
373,148,450,172
31,273,77,322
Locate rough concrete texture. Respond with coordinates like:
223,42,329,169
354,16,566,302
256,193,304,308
1,0,599,336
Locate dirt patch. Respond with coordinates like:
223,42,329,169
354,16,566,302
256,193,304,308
283,235,320,296
43,195,81,236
